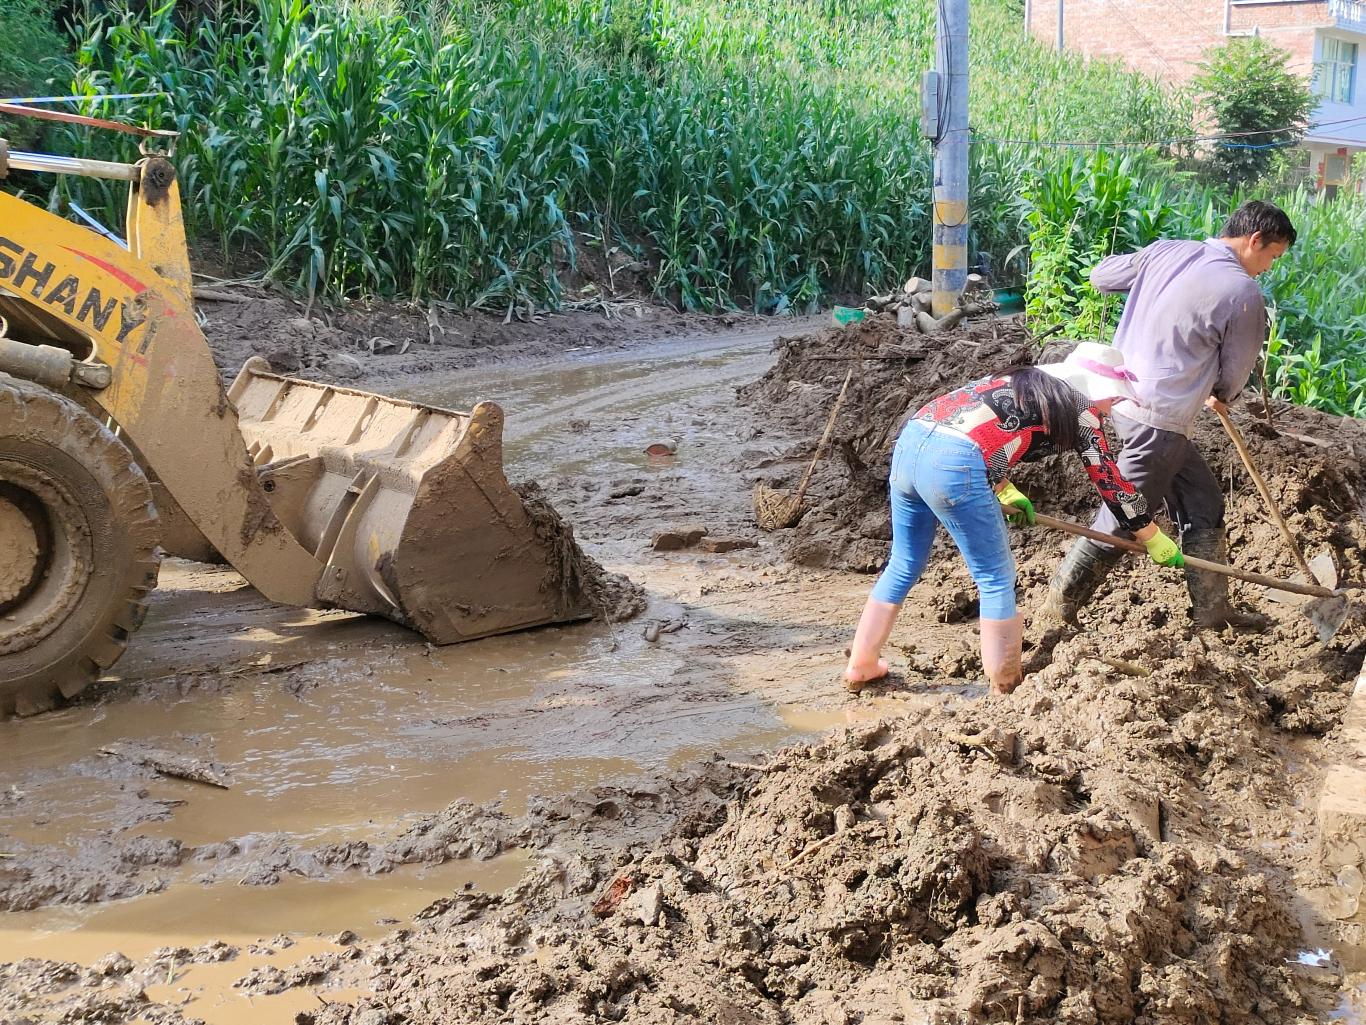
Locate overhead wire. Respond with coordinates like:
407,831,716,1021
967,113,1366,150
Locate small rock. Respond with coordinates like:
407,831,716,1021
332,930,359,946
259,348,302,373
651,526,708,551
608,482,646,500
324,354,364,381
91,952,134,977
697,536,758,554
626,882,664,926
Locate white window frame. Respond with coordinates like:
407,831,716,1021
1318,36,1359,104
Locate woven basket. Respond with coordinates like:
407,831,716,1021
752,482,804,531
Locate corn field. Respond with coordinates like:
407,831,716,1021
29,0,1366,414
50,0,1185,311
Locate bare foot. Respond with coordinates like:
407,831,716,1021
989,675,1024,696
843,658,889,694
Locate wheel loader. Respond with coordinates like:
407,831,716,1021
0,132,593,717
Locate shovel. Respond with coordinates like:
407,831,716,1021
753,366,854,530
1033,512,1359,640
1211,404,1364,639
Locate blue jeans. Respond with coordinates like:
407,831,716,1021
870,420,1018,619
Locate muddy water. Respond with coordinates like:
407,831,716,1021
3,320,907,977
418,329,784,474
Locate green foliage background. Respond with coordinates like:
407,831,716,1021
0,0,71,148
3,0,1362,414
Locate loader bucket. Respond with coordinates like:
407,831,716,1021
226,358,593,643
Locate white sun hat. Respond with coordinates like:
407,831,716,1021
1038,342,1140,405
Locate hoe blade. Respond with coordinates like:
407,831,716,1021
227,358,591,642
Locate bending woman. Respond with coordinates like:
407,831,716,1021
843,342,1182,696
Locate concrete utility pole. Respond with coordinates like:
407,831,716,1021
1024,0,1033,37
931,0,969,318
1056,0,1065,50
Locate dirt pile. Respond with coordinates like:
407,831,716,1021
740,315,1366,589
515,481,647,625
276,627,1337,1025
740,315,1366,690
197,290,754,388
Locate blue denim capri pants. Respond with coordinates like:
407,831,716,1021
869,419,1018,619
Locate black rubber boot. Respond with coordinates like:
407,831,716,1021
1025,538,1125,674
1182,528,1272,632
1036,537,1125,628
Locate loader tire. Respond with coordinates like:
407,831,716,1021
0,375,161,717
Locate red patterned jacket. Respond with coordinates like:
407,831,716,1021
914,375,1151,533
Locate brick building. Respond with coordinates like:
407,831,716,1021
1026,0,1366,192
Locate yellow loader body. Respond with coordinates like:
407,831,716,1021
0,148,590,715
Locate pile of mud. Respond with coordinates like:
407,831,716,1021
515,481,647,624
741,315,1366,585
197,290,748,387
741,316,1366,697
260,629,1336,1025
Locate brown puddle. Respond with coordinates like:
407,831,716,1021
0,850,532,966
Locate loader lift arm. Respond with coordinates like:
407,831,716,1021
0,144,591,716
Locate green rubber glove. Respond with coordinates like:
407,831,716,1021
1143,528,1184,567
996,482,1035,526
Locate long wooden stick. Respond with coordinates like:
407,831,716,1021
1033,512,1341,599
792,367,854,504
1213,405,1317,584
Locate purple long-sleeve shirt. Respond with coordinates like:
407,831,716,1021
1090,238,1267,437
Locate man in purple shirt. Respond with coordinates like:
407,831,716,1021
1039,200,1296,633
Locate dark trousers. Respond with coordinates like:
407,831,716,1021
1090,414,1224,540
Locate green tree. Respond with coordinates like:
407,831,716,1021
0,0,70,148
1193,37,1315,188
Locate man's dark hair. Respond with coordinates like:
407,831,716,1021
1219,200,1297,246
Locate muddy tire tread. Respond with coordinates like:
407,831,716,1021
0,374,161,716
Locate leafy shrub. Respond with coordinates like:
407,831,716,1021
1193,37,1315,188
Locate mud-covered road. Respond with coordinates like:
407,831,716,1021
2,312,990,1023
5,305,1366,1024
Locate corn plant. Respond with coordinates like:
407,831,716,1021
45,0,1194,311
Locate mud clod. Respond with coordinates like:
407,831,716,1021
286,634,1327,1023
651,526,709,551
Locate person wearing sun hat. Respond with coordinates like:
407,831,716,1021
1040,200,1297,634
843,343,1180,697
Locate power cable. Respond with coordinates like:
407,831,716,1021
968,112,1366,150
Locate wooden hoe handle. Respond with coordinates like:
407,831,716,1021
1032,512,1341,600
1212,405,1318,584
793,367,855,504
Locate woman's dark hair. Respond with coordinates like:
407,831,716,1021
1002,365,1085,451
